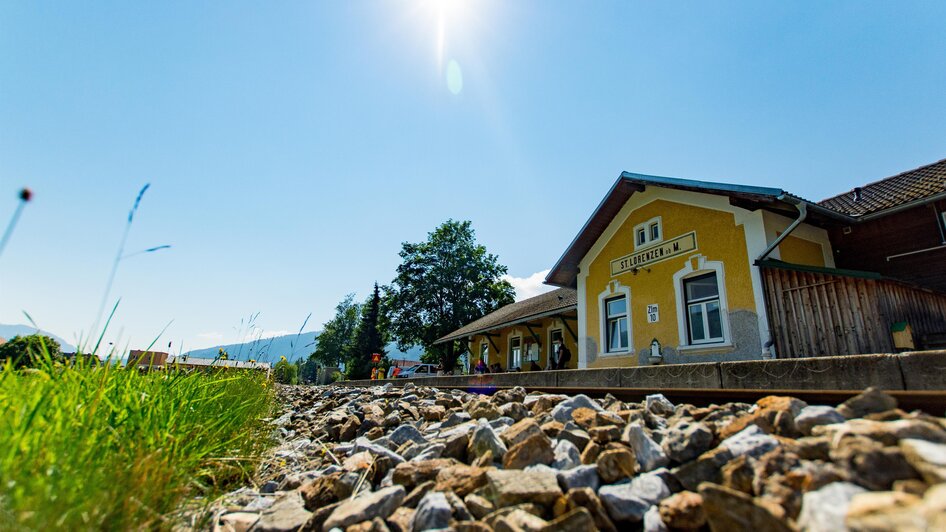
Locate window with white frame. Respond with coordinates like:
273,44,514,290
634,217,662,249
605,296,629,352
524,341,539,362
509,336,522,369
479,341,489,365
683,272,724,344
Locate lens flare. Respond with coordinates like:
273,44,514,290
446,59,463,95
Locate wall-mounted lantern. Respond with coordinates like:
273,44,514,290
650,338,662,361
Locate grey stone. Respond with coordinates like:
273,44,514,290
323,485,406,530
837,386,898,419
551,439,581,470
645,394,675,417
411,443,446,462
443,490,473,521
623,423,669,472
252,491,312,532
469,420,508,461
489,416,516,430
661,421,713,464
550,394,605,424
352,437,406,464
556,464,601,492
721,425,778,459
599,483,651,523
441,411,472,428
795,405,846,435
797,482,867,532
390,424,428,446
411,491,452,531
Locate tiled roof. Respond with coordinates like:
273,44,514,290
819,157,946,216
435,288,577,343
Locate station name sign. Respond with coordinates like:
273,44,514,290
611,231,698,276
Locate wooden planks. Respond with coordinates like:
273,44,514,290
762,265,946,357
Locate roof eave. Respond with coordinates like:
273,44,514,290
434,304,578,345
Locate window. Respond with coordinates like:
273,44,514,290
509,336,522,369
605,296,629,352
524,341,539,362
549,329,563,367
479,342,489,365
633,217,663,249
684,273,724,344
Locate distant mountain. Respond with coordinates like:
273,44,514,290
181,332,424,365
0,324,77,352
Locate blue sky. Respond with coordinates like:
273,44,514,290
1,1,945,353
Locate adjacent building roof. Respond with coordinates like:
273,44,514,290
818,157,946,217
435,288,577,344
165,355,271,370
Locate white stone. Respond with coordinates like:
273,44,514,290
551,439,581,470
599,483,651,523
797,481,866,532
551,394,605,423
795,405,846,435
628,472,671,506
643,505,669,532
721,425,779,459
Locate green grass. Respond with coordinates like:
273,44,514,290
0,360,276,530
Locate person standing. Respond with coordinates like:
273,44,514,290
556,344,572,370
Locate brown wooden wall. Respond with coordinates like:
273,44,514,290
828,201,946,292
761,265,946,358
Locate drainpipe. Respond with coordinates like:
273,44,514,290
756,197,808,263
754,196,809,360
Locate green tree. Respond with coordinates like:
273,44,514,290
0,334,64,369
273,357,299,384
384,220,514,372
346,283,386,379
311,294,361,369
298,356,320,384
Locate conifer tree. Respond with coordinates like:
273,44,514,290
347,283,386,379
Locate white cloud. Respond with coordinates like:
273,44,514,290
196,332,224,341
503,269,555,302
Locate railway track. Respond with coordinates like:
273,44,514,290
380,382,946,415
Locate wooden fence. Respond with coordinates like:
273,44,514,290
760,261,946,358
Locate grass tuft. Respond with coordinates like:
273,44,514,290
0,358,276,530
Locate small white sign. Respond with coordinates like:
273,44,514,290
647,304,659,323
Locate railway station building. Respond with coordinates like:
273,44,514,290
438,157,946,371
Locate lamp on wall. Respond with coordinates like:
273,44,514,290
650,338,662,361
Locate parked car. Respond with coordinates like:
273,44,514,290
397,363,438,378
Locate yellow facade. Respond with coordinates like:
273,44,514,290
779,235,826,267
467,314,578,372
582,198,758,368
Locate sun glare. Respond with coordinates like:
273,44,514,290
425,0,478,95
